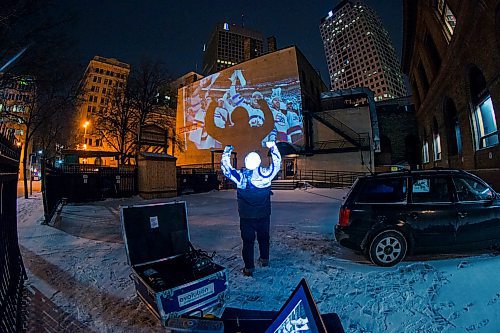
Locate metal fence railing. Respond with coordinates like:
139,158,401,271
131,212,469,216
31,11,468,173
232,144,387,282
177,163,221,174
177,164,367,191
43,165,138,223
0,127,26,333
294,169,367,188
177,164,221,194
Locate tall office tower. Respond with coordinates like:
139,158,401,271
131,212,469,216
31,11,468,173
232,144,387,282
202,23,264,75
0,75,35,177
267,36,277,53
320,0,407,101
0,75,34,146
76,56,130,154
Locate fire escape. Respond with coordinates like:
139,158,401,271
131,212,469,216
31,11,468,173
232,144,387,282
308,110,371,154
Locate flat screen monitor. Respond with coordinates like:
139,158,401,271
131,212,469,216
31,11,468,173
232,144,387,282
264,279,327,333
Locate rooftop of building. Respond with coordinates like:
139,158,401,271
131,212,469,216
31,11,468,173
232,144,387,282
212,22,264,40
91,56,130,70
320,0,367,24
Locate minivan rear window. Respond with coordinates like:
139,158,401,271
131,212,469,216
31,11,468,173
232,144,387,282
356,178,407,203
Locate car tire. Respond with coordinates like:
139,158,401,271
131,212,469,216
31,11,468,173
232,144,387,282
368,230,407,267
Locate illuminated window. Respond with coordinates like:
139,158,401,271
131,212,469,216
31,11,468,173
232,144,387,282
469,66,499,149
435,0,456,38
432,118,442,161
473,97,498,149
422,141,430,163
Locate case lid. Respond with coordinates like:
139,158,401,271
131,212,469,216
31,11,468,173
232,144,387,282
120,201,190,266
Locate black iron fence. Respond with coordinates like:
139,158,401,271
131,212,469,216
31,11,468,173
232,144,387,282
176,164,366,191
0,127,26,333
177,164,221,194
43,166,65,223
43,165,137,223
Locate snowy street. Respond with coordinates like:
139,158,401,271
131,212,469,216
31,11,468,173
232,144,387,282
17,189,500,332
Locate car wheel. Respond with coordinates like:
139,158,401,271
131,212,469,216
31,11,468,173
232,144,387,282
368,230,407,267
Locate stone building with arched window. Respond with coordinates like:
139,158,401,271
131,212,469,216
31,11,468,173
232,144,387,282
402,0,500,189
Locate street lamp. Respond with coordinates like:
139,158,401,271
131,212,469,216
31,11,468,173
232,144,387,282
83,121,90,135
82,121,90,150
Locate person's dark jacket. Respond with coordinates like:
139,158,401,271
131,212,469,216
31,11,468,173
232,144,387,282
236,186,272,219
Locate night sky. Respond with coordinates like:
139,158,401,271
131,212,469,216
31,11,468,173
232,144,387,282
62,0,403,83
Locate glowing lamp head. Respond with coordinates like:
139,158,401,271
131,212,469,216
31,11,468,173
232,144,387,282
244,152,261,170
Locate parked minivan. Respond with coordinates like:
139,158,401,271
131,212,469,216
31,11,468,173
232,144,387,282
335,169,500,266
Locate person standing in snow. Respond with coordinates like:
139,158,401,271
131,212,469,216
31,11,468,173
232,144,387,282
221,141,282,277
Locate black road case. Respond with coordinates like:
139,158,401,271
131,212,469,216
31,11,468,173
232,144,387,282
120,201,229,326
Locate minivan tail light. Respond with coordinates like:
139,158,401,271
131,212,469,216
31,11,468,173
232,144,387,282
338,207,351,227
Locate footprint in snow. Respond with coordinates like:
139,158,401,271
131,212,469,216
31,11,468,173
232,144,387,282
487,293,500,306
465,319,489,331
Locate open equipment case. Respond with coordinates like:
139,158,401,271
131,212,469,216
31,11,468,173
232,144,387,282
120,201,229,326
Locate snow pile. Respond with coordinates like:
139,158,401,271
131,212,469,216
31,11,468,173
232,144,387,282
17,189,500,332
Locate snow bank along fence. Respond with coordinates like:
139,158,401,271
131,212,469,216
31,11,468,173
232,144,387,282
43,165,137,220
0,126,27,333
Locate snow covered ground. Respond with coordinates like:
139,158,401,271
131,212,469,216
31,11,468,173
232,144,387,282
17,188,500,332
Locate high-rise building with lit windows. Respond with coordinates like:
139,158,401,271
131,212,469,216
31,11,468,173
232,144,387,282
320,0,406,101
76,56,130,161
202,23,264,75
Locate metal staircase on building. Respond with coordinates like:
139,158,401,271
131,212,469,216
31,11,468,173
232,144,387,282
271,180,298,190
310,111,370,152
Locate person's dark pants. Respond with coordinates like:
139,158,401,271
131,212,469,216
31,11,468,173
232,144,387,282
239,216,270,270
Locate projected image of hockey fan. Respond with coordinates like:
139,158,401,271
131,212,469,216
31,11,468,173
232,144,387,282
265,279,327,333
176,48,304,163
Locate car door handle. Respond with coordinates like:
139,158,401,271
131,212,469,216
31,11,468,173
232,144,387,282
458,212,468,218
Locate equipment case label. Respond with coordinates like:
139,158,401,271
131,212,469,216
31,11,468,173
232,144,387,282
177,283,215,307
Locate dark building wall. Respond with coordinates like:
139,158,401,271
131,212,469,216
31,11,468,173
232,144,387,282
376,100,419,166
295,48,328,151
296,48,328,113
402,0,500,189
267,36,277,53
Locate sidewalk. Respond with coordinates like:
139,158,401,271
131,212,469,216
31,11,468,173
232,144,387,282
17,180,41,198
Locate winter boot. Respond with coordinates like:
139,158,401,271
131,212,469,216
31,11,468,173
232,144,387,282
242,268,254,277
259,258,269,267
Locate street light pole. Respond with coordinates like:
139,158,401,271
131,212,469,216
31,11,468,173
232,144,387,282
83,120,90,137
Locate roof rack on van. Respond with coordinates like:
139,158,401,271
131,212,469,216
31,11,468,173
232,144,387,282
373,167,469,177
429,167,466,173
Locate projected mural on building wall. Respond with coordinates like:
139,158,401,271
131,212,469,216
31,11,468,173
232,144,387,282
177,49,303,162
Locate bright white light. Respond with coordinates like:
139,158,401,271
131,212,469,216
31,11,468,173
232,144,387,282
244,152,261,170
223,23,229,30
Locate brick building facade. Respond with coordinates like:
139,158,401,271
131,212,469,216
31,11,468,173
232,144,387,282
375,97,419,168
402,0,500,189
